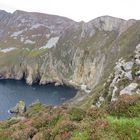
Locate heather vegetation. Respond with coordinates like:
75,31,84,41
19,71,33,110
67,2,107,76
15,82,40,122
0,94,140,140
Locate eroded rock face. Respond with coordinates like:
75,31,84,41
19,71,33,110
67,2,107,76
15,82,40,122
135,44,140,65
95,44,140,106
120,83,138,95
91,16,125,31
10,100,26,115
0,10,140,96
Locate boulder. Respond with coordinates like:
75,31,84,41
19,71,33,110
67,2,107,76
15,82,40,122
125,71,132,80
135,59,140,65
136,44,140,50
123,61,134,71
96,96,105,107
10,100,26,115
135,70,140,76
120,83,138,95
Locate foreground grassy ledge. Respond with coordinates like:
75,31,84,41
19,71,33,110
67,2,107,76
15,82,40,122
0,94,140,140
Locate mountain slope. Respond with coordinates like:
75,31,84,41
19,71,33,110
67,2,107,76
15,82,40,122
0,10,139,99
0,10,140,140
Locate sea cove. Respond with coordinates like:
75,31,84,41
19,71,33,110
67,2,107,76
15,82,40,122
0,79,76,120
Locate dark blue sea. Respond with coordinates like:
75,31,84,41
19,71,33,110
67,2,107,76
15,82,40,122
0,79,76,120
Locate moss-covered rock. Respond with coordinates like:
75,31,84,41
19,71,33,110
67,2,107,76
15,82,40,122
10,100,26,115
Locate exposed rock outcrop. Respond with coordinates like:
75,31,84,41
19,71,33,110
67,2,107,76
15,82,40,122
120,83,138,95
95,44,140,107
10,100,26,115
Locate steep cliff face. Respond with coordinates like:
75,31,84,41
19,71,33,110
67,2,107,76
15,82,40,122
0,10,75,84
93,44,140,107
0,10,140,94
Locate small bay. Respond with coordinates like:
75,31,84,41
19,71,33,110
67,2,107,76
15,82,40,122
0,79,76,120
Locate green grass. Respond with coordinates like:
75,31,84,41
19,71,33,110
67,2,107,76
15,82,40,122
28,48,47,58
0,119,19,130
107,116,140,126
106,116,140,140
0,136,12,140
70,130,90,140
25,102,43,118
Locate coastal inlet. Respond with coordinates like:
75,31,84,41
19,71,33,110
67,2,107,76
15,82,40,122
0,79,77,120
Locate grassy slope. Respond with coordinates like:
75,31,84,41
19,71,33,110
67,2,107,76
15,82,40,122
0,95,140,140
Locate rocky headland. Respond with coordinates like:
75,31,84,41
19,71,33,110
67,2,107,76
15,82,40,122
0,10,140,139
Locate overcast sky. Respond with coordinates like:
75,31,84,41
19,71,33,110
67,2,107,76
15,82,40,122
0,0,139,22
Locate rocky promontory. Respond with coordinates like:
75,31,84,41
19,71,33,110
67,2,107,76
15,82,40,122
0,10,140,139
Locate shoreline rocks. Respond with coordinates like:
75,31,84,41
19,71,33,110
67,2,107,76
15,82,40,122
10,100,26,115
